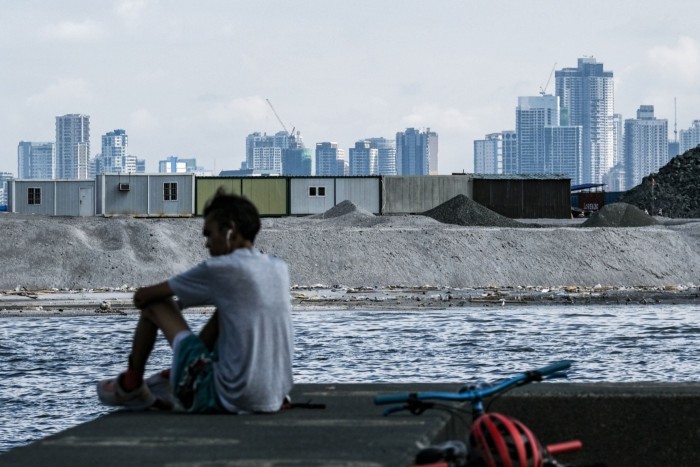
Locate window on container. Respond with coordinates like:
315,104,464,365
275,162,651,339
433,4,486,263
308,186,317,196
318,186,326,197
164,182,178,201
28,187,41,205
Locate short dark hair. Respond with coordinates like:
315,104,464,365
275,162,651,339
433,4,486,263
203,188,261,242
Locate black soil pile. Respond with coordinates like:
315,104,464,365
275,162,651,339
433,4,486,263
621,147,700,218
582,202,659,227
422,195,530,227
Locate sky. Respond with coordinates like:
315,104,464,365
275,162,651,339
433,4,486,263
2,0,700,176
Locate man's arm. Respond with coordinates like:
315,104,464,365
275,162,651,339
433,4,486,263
133,281,174,310
199,310,219,351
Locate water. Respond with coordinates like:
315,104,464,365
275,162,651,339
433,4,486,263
1,304,699,453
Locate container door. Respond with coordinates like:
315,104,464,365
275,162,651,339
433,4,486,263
79,187,94,216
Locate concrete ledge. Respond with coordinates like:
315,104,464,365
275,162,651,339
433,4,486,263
2,383,700,466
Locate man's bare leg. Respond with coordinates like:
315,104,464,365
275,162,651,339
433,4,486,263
123,298,190,391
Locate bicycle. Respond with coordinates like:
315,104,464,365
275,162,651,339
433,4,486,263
374,360,603,467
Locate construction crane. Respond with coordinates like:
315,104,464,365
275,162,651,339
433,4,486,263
539,62,557,95
266,98,290,134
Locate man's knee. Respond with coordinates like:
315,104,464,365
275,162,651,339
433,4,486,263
140,298,177,322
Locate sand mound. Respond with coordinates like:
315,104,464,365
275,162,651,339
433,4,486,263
582,203,659,227
422,195,529,227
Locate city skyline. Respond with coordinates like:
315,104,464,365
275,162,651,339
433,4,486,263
1,1,700,176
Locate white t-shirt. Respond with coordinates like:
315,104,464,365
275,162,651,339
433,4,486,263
168,248,294,412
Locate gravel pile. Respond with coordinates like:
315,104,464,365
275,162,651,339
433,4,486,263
309,200,374,219
582,203,659,227
2,211,700,290
422,195,530,227
621,147,700,217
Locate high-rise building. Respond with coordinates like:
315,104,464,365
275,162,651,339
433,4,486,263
624,105,668,190
281,131,312,176
556,58,614,184
367,137,397,175
396,128,437,176
544,126,582,183
99,129,129,174
679,120,700,153
55,114,90,179
18,141,55,179
349,140,378,176
0,172,13,206
612,113,623,166
501,130,517,174
315,142,345,176
516,95,559,174
159,156,199,173
246,130,310,175
474,133,501,174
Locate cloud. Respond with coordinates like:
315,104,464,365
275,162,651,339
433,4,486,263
402,104,477,133
114,0,151,28
206,96,270,126
45,20,102,41
26,79,93,106
129,108,159,132
647,36,700,83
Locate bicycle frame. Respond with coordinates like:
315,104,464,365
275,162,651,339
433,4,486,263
374,360,572,416
374,360,579,467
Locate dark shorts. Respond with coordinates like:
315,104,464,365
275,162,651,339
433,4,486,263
172,332,224,413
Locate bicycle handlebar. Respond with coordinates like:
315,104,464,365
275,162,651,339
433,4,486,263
374,360,572,406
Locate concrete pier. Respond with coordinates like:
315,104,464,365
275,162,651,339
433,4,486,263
2,383,700,466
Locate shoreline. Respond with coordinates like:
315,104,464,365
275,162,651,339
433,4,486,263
2,284,698,317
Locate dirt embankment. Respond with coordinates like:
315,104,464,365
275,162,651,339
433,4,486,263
1,196,699,292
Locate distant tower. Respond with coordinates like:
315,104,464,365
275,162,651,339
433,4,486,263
679,120,700,153
98,129,132,174
55,114,90,179
367,137,397,175
18,141,55,179
668,98,680,158
624,105,668,189
396,128,437,176
349,140,378,175
474,133,501,175
516,95,559,174
501,130,517,174
315,142,345,176
556,58,614,184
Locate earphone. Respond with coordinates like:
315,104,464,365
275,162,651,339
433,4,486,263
226,229,233,248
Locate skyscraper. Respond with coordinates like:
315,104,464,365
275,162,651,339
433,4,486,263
624,105,668,190
474,133,501,175
395,128,437,176
367,137,397,175
349,140,378,176
501,130,517,174
18,141,55,179
544,126,582,183
159,156,199,173
99,129,130,174
679,120,700,153
281,131,311,176
516,95,559,174
55,114,90,179
315,142,345,176
556,58,614,184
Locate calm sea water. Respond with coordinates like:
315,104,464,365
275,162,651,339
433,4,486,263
1,304,699,453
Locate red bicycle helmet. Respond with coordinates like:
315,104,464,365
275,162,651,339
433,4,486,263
469,412,544,467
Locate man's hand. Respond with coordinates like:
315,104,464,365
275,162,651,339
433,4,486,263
133,282,174,310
